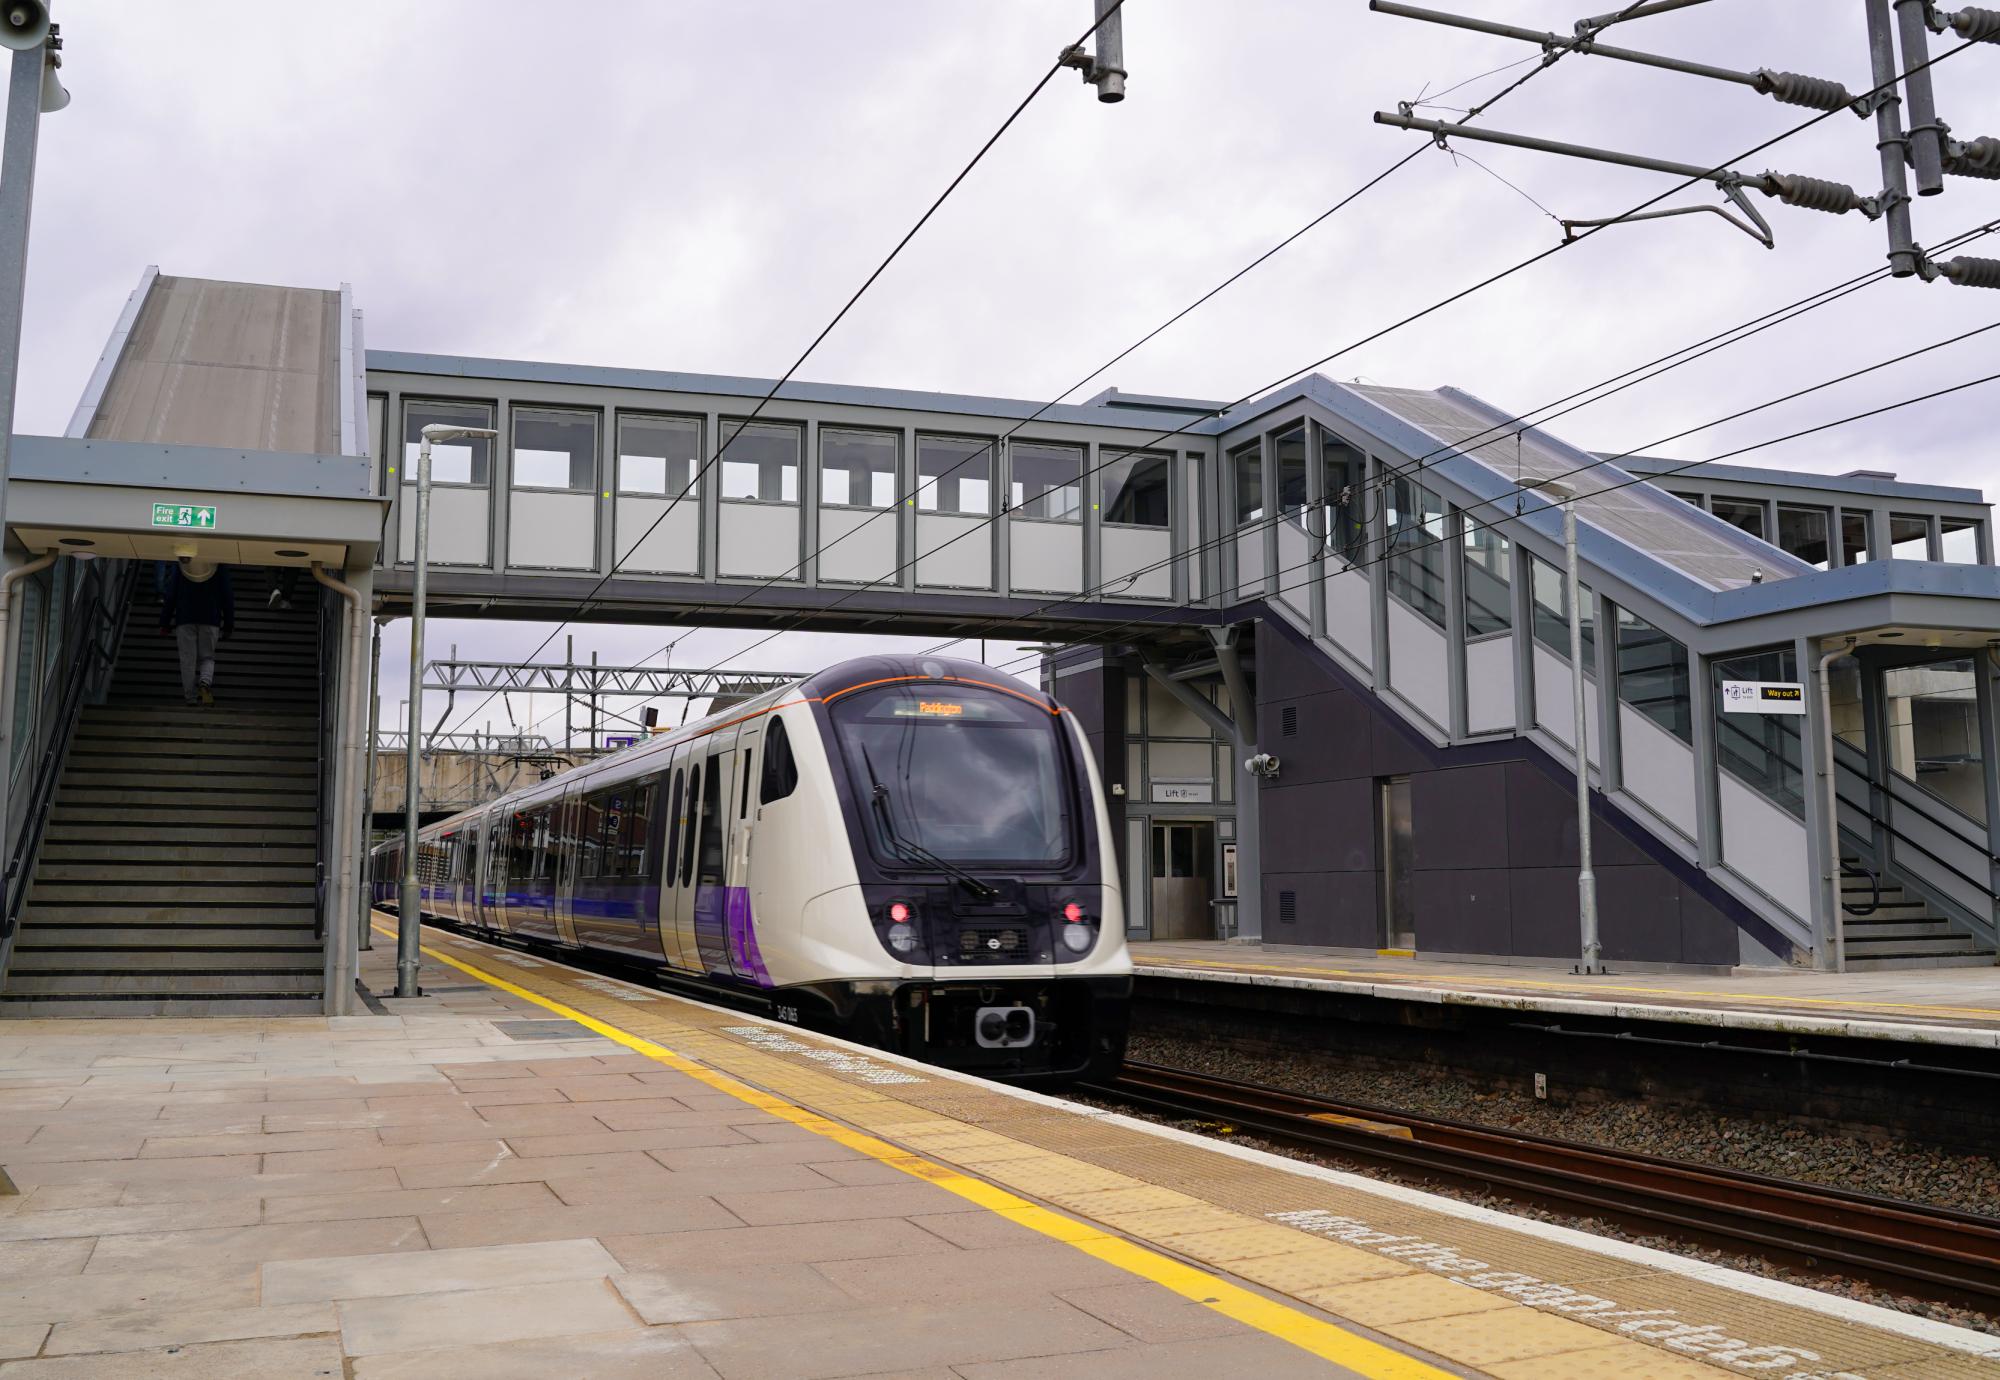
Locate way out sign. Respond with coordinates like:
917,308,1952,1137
1721,680,1807,716
151,502,218,530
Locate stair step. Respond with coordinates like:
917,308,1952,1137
68,743,318,763
0,972,323,995
41,824,318,845
16,925,320,947
61,773,318,793
34,863,316,883
30,883,318,905
1840,920,1959,940
0,995,326,1017
36,842,317,863
49,806,318,825
21,905,316,925
1846,953,1997,971
9,948,321,972
1844,935,1986,956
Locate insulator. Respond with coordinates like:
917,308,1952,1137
1766,173,1862,214
1948,6,2000,42
1944,135,2000,179
1938,256,2000,289
1753,69,1855,112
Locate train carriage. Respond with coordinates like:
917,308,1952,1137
373,655,1131,1079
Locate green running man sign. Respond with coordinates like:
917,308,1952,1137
151,502,218,530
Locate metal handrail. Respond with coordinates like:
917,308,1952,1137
0,561,136,944
1838,857,1882,917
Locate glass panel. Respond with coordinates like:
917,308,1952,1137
1461,524,1511,637
820,428,898,509
1318,427,1366,563
1776,505,1830,570
1102,451,1170,528
403,400,493,486
618,414,699,496
1615,607,1691,743
1273,424,1308,522
719,421,799,503
1839,509,1871,565
1710,498,1767,542
1884,657,1985,823
1667,491,1705,510
1941,517,1981,564
916,435,992,516
1009,442,1082,521
1713,646,1804,817
512,409,596,492
1229,440,1263,524
1890,512,1931,560
1169,825,1194,877
1529,553,1596,668
1384,475,1446,628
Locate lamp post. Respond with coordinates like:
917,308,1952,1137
1537,478,1602,975
397,423,496,997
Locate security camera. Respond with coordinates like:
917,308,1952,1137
1244,752,1281,779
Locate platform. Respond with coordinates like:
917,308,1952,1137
1132,941,2000,1049
0,927,1991,1377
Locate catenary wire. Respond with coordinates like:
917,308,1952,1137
425,0,1128,740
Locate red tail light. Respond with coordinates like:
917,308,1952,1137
1062,901,1085,923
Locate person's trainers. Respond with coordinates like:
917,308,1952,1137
267,588,281,608
196,684,214,706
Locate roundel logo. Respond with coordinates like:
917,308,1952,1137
986,937,1001,951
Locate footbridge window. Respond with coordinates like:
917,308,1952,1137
818,428,900,586
917,435,993,516
1229,440,1263,525
401,400,494,566
1713,647,1805,817
1101,450,1172,601
1941,517,1983,564
509,408,599,571
615,414,702,577
915,435,995,590
1009,442,1082,521
1529,554,1595,667
1384,475,1446,629
1461,525,1511,637
1890,513,1931,561
1776,505,1831,571
1274,425,1308,524
720,422,800,504
820,429,898,509
1102,451,1170,528
1318,427,1367,564
1615,609,1691,743
618,415,699,497
719,422,803,580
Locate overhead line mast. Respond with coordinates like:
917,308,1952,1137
1371,0,2000,286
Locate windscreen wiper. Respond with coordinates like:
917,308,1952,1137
859,745,999,900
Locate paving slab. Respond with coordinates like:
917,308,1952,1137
348,1328,719,1380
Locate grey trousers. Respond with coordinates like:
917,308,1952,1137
175,624,218,701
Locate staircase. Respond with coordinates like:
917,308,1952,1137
1840,865,1997,971
0,567,326,1015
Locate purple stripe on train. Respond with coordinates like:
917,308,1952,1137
725,886,773,987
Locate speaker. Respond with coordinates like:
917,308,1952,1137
0,1,48,52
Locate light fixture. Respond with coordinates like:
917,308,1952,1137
275,549,308,558
56,536,91,546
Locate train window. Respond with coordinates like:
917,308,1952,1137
578,794,605,879
626,779,656,875
605,791,629,876
761,717,799,803
679,764,702,887
739,749,755,820
664,770,684,888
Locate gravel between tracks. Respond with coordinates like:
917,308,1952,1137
1117,1030,2000,1337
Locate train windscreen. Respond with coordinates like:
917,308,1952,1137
829,682,1072,868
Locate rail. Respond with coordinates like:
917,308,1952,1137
1082,1061,2000,1311
0,559,135,958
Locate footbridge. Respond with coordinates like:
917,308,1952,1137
0,268,1996,1016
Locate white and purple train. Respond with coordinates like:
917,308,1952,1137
371,655,1131,1080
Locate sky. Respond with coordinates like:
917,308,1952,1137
8,2,1997,744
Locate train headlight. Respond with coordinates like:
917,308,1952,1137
1058,899,1094,954
886,922,918,955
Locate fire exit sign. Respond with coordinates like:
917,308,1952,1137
151,503,218,529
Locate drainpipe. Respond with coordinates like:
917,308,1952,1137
1818,636,1857,972
357,616,383,952
312,563,366,1014
1210,625,1262,943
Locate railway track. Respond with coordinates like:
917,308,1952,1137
1080,1061,2000,1313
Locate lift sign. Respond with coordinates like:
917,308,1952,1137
1720,680,1806,716
151,503,218,530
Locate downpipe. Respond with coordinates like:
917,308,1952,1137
312,563,367,1014
1818,637,1856,972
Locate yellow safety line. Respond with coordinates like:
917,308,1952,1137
1137,954,2000,1022
376,924,1454,1379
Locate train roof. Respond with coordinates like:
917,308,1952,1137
379,654,1055,849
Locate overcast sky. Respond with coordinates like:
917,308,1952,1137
10,2,1997,742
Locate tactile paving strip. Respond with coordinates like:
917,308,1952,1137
413,924,1999,1380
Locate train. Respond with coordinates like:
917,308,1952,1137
371,654,1131,1080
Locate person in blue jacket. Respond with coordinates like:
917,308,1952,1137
159,556,234,705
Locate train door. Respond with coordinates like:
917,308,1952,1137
479,809,507,932
660,749,696,971
690,728,739,978
724,721,767,983
552,787,583,946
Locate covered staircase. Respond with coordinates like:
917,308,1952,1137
0,567,326,1015
1841,866,1997,971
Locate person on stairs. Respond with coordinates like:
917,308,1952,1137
159,555,234,706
